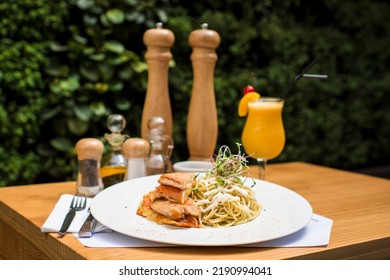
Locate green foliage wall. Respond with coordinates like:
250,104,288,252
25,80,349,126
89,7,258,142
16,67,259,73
166,0,390,169
37,0,166,182
1,0,389,186
0,0,68,185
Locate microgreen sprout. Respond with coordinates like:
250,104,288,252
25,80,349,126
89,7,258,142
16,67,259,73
207,143,255,187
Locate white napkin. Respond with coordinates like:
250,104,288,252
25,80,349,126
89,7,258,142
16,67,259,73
76,213,332,248
41,194,98,233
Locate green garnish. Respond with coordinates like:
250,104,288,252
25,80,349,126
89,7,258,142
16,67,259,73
207,143,255,186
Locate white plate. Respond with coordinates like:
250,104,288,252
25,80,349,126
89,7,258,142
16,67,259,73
173,161,213,172
90,175,312,246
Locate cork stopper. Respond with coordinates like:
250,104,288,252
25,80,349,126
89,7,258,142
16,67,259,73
75,138,104,160
143,22,175,49
189,23,220,49
122,138,150,158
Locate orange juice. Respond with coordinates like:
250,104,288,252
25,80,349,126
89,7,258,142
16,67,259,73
241,98,285,160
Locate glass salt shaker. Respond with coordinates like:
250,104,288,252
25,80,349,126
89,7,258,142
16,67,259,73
145,116,174,175
100,114,129,188
75,138,104,197
122,138,150,180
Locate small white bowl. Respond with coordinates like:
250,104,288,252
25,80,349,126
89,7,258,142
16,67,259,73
173,161,213,173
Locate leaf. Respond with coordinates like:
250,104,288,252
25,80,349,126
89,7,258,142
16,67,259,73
109,82,124,92
118,66,133,79
106,9,125,24
131,61,148,73
73,105,91,122
67,118,89,135
64,75,80,92
41,106,61,120
115,98,131,110
77,0,94,10
49,42,68,52
80,64,100,82
156,9,168,23
100,14,111,27
99,63,114,81
44,64,63,77
56,76,79,94
50,137,71,152
83,14,98,26
124,0,137,5
104,40,125,54
95,82,109,93
90,102,106,116
73,34,87,45
125,11,144,23
36,142,56,157
82,47,95,55
89,53,106,61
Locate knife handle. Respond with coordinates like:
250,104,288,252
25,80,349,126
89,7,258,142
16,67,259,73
58,209,76,236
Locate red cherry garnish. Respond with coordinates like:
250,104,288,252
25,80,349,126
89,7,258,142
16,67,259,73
243,85,255,95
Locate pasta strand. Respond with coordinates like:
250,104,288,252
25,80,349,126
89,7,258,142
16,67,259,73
191,174,261,227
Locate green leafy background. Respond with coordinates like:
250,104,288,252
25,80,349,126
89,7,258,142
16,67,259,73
1,0,389,186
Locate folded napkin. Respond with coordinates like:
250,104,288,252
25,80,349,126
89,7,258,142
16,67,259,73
41,194,108,233
76,213,333,248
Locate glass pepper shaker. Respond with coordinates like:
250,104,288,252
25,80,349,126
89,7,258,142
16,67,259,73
75,138,104,197
100,114,129,188
145,116,174,175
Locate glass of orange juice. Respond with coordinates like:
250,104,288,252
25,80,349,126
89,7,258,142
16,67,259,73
241,97,285,180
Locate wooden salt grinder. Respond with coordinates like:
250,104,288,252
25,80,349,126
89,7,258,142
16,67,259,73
141,23,175,139
187,23,221,160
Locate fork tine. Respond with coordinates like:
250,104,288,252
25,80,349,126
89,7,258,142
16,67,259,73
81,196,87,209
70,195,76,208
73,196,80,208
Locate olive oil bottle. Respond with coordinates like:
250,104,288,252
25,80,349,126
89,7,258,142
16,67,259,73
100,114,129,188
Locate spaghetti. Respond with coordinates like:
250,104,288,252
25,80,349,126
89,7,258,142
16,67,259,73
191,145,261,227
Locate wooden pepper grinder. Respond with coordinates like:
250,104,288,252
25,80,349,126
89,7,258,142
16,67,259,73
122,138,150,180
141,22,175,140
187,23,221,160
75,138,104,197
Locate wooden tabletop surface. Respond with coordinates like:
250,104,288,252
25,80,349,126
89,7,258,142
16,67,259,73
1,162,390,260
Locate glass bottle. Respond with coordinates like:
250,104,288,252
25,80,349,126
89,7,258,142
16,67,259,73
100,114,129,188
145,116,174,175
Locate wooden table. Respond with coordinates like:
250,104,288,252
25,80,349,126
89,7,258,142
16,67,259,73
1,162,390,260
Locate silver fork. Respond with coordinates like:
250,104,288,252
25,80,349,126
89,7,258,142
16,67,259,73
58,195,87,236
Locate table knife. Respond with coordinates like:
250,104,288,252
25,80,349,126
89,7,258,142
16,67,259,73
58,209,76,236
78,210,94,238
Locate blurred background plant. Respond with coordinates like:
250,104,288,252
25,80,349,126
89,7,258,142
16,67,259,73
1,0,389,186
0,0,68,185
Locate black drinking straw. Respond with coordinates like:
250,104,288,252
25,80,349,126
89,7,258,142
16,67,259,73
281,56,322,99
